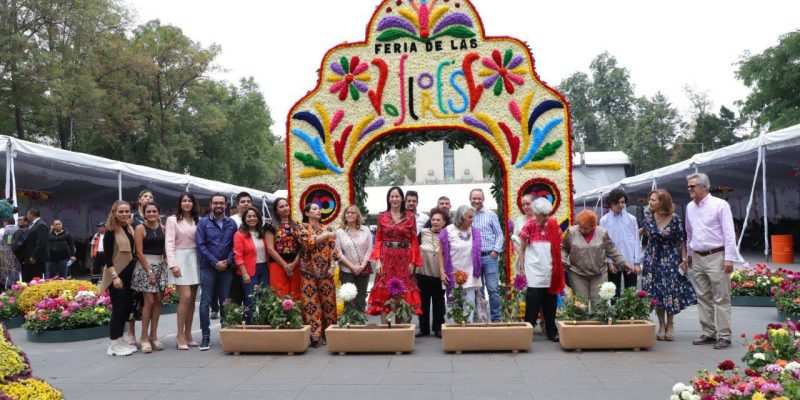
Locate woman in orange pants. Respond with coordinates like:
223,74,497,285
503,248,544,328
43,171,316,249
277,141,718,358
265,198,301,299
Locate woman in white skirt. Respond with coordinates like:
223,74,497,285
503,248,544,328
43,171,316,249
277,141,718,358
165,193,200,350
438,205,482,322
132,202,167,353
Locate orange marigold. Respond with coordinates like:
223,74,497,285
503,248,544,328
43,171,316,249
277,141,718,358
453,270,469,286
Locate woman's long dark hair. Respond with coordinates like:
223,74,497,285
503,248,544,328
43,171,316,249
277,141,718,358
174,192,199,222
239,206,264,239
301,202,317,224
385,186,406,214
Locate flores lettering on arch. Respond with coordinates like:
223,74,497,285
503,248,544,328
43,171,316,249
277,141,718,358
286,0,574,270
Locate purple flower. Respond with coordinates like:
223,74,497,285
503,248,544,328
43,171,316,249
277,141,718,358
387,277,407,298
11,284,21,291
513,275,527,291
636,290,648,298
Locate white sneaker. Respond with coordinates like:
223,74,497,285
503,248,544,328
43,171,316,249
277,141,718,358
107,338,136,357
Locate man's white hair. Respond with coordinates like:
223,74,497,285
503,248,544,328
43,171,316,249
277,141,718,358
532,198,553,215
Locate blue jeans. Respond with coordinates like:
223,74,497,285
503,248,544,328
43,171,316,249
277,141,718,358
200,267,233,337
480,255,500,322
241,262,270,321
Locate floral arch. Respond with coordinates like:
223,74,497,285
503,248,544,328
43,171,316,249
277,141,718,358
286,0,574,272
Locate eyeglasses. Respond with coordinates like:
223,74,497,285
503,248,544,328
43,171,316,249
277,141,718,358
687,185,697,190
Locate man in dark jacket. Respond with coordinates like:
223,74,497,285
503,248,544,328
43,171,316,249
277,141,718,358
11,216,28,260
21,208,48,282
195,194,237,351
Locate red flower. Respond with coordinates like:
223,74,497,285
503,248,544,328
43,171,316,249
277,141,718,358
745,369,761,377
717,360,735,371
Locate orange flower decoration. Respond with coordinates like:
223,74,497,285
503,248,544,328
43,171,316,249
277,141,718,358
453,270,469,286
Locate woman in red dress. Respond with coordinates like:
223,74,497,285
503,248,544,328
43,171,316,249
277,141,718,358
367,187,423,321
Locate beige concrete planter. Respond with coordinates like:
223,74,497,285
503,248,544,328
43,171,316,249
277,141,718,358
441,322,533,354
220,325,311,355
325,324,416,355
557,320,656,352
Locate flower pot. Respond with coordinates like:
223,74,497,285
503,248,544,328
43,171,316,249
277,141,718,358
325,324,416,355
26,324,108,343
441,322,533,354
557,320,656,352
160,303,178,314
220,325,311,355
776,309,800,322
0,316,24,329
731,296,774,307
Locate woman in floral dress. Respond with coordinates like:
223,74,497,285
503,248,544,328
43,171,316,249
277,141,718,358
265,198,301,300
295,203,337,347
367,187,422,321
642,189,697,341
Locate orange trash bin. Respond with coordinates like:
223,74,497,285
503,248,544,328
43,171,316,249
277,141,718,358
772,235,795,264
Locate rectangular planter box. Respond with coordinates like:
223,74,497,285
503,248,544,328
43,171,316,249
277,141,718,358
1,316,24,329
776,309,800,322
26,324,108,343
731,296,774,307
557,320,655,352
325,324,415,355
220,325,310,355
441,322,533,353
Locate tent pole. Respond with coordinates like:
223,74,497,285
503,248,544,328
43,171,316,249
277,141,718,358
761,145,769,262
262,195,272,223
652,179,657,190
117,170,122,200
737,141,763,250
4,140,10,199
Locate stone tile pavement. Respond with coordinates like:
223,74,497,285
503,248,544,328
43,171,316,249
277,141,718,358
5,303,786,400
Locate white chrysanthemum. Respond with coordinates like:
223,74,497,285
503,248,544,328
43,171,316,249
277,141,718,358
753,352,766,360
338,283,358,302
75,290,96,300
785,361,800,372
690,395,700,400
669,395,679,400
672,383,686,393
680,390,694,400
599,282,616,301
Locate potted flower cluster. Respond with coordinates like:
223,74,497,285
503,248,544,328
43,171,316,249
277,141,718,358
23,289,111,343
730,263,787,306
0,325,64,399
160,285,179,314
773,274,800,322
668,321,800,399
0,284,25,329
219,286,310,355
440,273,533,354
557,283,656,352
326,281,416,355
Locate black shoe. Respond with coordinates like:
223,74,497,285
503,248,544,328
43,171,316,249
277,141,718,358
434,331,442,339
692,335,717,345
548,335,559,342
210,311,220,320
199,336,210,351
714,339,732,350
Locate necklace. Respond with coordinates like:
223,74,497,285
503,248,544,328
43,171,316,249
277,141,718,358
457,229,471,241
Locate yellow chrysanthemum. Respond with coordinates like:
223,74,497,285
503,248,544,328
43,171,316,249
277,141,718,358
336,301,344,316
751,392,766,400
17,280,99,313
0,377,64,400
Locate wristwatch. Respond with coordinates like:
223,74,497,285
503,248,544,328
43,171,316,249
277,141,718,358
110,271,118,279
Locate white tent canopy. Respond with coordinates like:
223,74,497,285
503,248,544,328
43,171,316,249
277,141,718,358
574,123,800,206
2,135,276,237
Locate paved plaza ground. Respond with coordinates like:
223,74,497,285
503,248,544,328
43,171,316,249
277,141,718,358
6,252,795,399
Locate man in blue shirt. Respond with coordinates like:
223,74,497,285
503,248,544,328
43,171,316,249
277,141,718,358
196,193,237,350
470,189,504,322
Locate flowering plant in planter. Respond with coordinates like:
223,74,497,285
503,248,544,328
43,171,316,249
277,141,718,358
162,285,178,305
22,290,110,333
670,359,800,400
773,275,800,317
557,288,590,321
384,277,415,326
446,271,475,325
616,288,656,321
499,274,527,323
222,286,304,329
591,282,618,323
0,284,25,320
16,279,99,314
731,263,787,297
336,283,367,327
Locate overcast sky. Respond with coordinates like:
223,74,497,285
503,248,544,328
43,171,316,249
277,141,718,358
128,0,799,135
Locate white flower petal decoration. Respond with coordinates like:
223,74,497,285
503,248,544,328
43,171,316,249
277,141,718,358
338,282,358,302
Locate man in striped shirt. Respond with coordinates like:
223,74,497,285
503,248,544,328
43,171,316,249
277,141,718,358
470,189,504,322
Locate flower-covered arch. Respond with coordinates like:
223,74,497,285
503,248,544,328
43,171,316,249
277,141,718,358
286,0,574,272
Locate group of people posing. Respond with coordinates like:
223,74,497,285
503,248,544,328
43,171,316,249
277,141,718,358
23,170,736,356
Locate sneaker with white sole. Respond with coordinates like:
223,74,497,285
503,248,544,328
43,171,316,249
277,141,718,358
107,338,136,357
199,336,210,351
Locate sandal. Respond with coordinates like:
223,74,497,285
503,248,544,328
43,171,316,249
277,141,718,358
141,341,153,354
151,339,165,351
665,323,675,341
125,335,140,348
656,325,666,341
